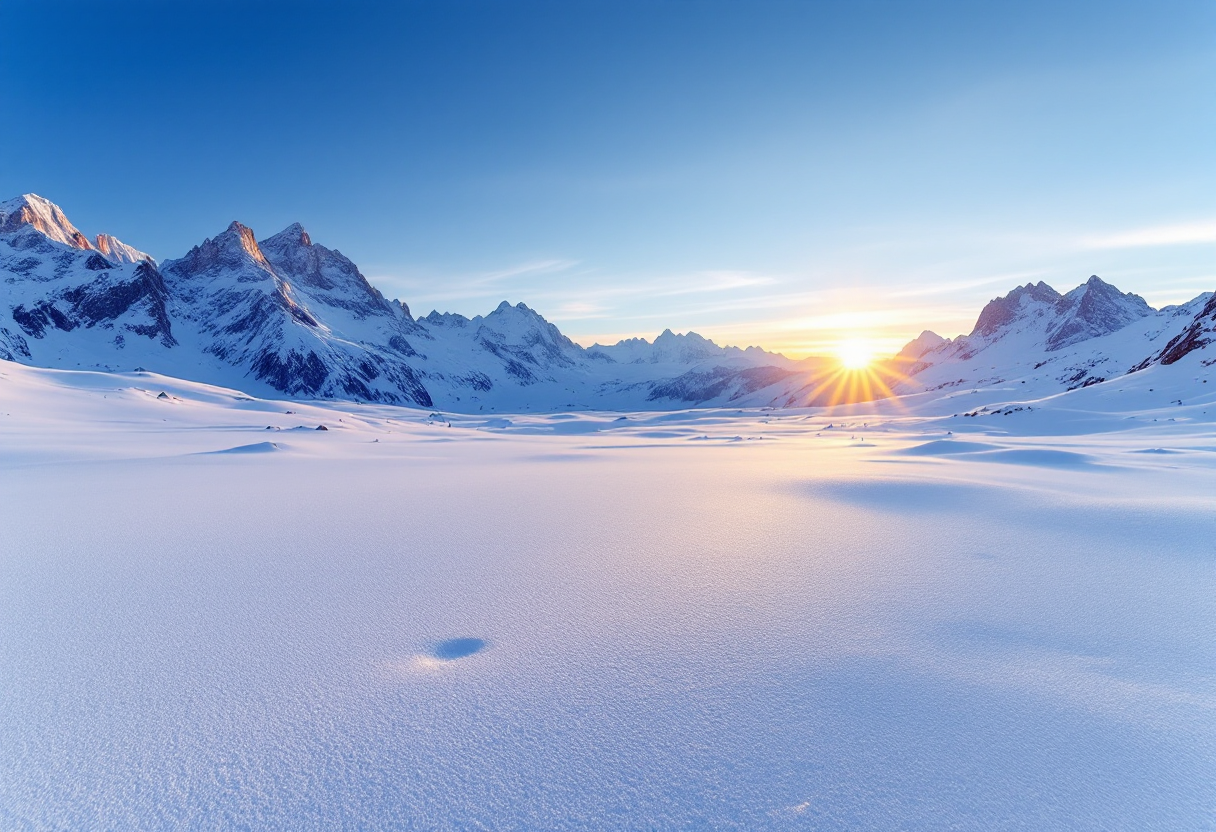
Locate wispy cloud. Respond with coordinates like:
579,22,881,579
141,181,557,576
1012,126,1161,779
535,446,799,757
370,258,582,306
473,259,581,284
377,262,785,316
1081,220,1216,249
888,270,1048,299
647,270,777,298
550,301,609,320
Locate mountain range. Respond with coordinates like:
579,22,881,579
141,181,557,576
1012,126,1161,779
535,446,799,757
895,276,1214,401
1,193,1212,411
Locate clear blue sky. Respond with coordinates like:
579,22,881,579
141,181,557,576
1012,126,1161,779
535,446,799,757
3,0,1213,355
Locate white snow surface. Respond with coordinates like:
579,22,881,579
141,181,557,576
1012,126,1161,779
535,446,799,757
894,278,1212,399
94,232,154,265
1,358,1213,830
0,194,93,249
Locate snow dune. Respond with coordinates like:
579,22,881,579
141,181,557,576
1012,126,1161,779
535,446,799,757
0,360,1213,830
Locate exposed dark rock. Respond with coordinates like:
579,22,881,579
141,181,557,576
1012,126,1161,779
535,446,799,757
971,282,1061,337
0,326,31,359
1156,293,1216,365
1045,276,1151,351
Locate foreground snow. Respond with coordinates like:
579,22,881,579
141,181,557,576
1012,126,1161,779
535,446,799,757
1,361,1213,830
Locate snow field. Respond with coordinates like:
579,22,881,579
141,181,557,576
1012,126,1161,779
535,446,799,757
0,362,1213,830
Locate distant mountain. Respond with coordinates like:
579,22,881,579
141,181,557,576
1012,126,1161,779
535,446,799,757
0,194,813,411
1046,276,1153,351
3,194,1211,412
0,194,94,249
897,330,949,361
0,194,152,264
895,276,1214,398
155,220,432,405
94,233,154,265
959,276,1152,356
0,198,175,365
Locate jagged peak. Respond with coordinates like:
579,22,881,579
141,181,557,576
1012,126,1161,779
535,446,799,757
0,193,94,251
219,221,270,265
95,233,154,265
161,220,274,277
1016,280,1061,301
1059,274,1150,309
1045,274,1153,351
422,310,471,326
261,222,312,250
487,301,543,320
1061,274,1150,307
655,328,713,345
971,281,1062,337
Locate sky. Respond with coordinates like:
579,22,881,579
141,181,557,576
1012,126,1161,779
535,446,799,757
2,0,1213,357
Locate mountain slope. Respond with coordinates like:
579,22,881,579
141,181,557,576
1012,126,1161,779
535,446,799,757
0,195,807,411
161,221,433,406
95,233,154,265
0,213,175,365
896,277,1213,399
1150,292,1216,367
4,194,1210,413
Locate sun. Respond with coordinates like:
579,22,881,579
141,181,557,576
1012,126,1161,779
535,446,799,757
836,339,875,370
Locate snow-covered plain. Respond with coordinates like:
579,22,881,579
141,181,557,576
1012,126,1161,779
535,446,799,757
1,359,1213,830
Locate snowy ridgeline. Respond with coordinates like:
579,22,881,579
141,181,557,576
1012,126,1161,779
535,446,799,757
1,358,1214,829
0,194,821,412
2,193,1214,414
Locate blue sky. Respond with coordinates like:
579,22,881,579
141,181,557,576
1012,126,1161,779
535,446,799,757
3,0,1213,356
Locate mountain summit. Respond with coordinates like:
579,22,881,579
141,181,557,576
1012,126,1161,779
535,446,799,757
0,194,94,249
2,194,1212,411
0,195,800,409
899,275,1210,396
1046,275,1152,351
0,194,155,266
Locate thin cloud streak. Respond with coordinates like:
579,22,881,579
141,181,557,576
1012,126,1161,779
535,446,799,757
888,270,1048,299
374,264,783,312
474,259,581,284
1081,220,1216,250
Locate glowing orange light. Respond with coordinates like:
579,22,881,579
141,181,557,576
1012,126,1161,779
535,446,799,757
780,341,918,410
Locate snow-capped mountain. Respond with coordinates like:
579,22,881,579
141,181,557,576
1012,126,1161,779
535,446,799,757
897,330,949,361
589,329,758,364
0,194,94,249
3,194,1211,412
94,233,154,265
160,220,433,406
0,200,175,365
0,194,152,264
0,195,811,411
896,276,1214,398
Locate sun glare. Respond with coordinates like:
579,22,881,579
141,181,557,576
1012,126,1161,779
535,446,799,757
836,340,875,370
